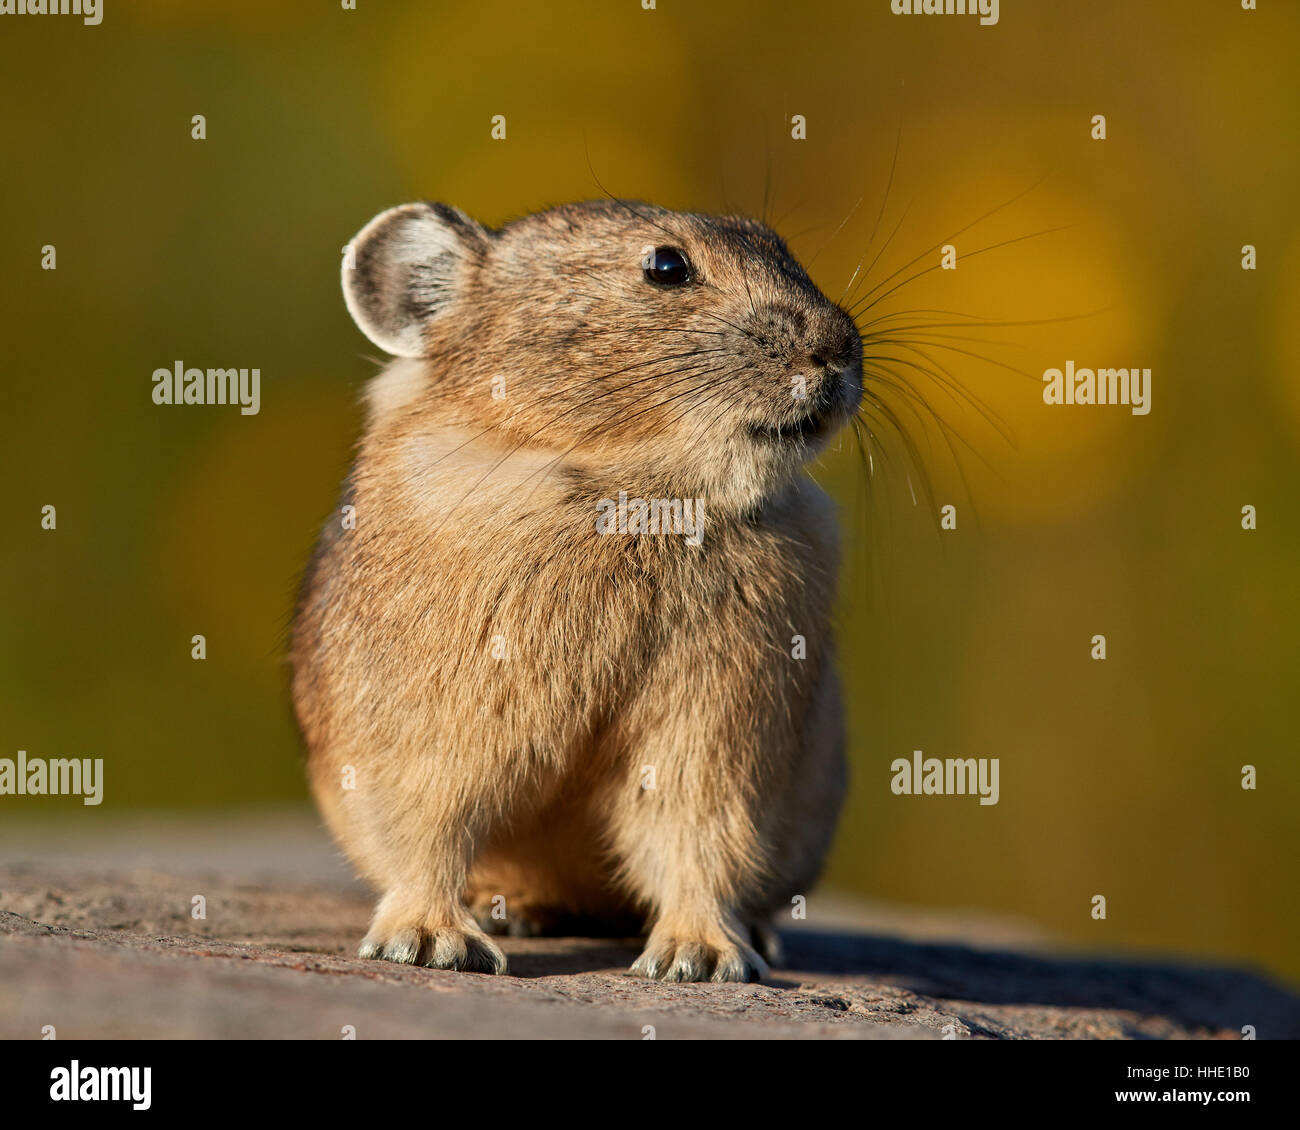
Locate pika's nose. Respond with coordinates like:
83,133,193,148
748,303,859,370
806,319,859,375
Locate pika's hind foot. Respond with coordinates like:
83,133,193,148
630,927,768,983
468,895,643,939
358,923,507,974
469,898,547,937
750,922,785,968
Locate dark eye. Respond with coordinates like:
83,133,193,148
642,246,692,287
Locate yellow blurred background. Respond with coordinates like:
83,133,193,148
2,1,1296,980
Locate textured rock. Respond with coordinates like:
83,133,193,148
0,813,1295,1040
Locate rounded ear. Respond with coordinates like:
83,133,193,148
342,202,487,357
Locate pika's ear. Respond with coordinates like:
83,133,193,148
342,202,488,357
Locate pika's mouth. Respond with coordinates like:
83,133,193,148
747,377,849,444
747,407,833,443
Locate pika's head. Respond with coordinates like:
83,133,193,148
344,200,863,510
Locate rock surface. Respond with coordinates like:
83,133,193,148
0,811,1295,1040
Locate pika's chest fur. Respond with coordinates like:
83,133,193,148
293,409,838,774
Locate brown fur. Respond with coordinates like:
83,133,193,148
292,200,861,981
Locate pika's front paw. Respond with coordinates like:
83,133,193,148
630,934,768,983
358,924,507,974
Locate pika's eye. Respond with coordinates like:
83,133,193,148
642,246,692,287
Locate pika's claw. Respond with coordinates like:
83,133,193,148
380,928,423,964
358,924,507,974
425,926,508,973
630,934,767,983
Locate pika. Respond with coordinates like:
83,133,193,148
292,199,862,982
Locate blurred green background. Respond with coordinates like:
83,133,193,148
2,1,1297,981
